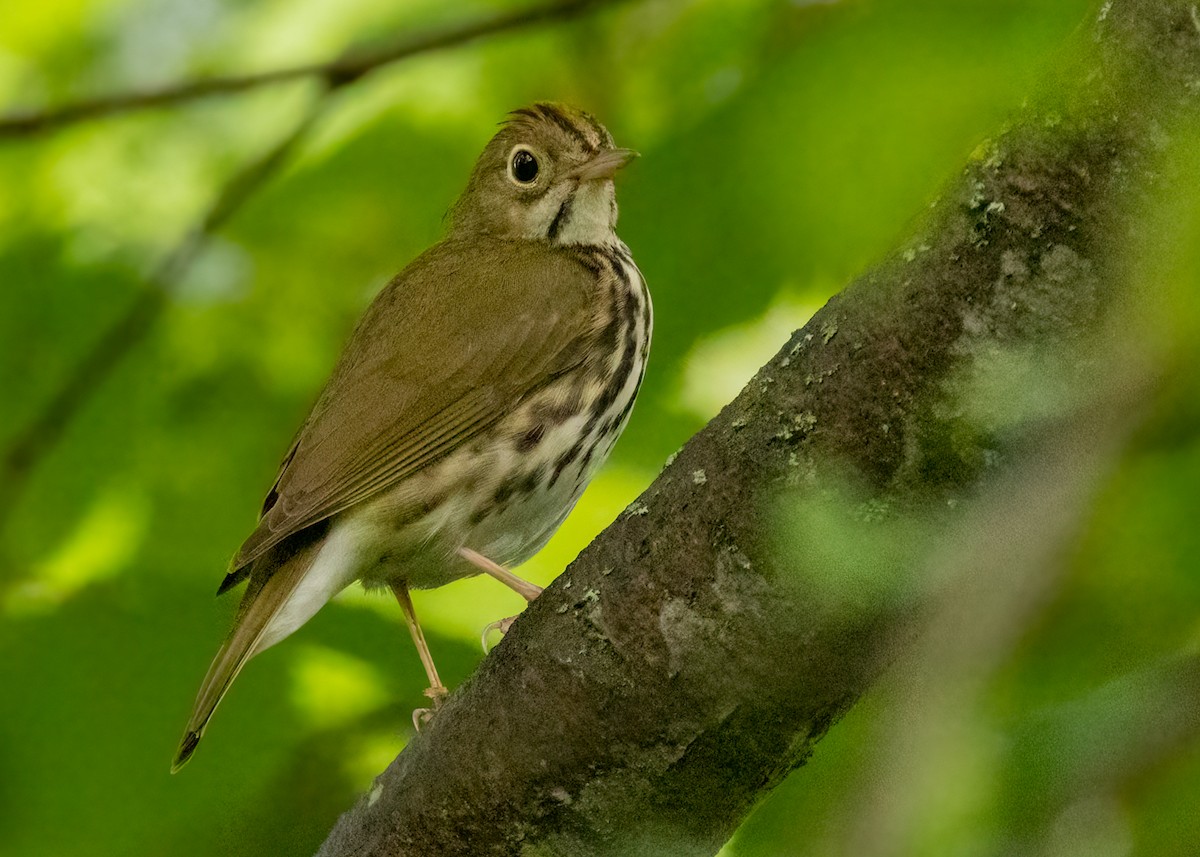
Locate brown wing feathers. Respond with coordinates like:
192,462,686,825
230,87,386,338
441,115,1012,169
182,241,598,768
224,240,596,581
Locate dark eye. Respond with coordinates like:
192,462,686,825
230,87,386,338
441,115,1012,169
510,148,539,184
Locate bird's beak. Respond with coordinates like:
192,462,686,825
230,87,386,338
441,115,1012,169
571,148,638,182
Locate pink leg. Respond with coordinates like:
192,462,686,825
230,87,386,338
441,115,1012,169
457,547,543,602
390,581,448,730
458,547,544,653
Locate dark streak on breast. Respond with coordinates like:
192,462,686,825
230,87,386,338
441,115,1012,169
518,425,546,452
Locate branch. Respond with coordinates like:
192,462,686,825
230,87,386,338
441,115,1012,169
316,1,1200,854
0,0,619,138
0,0,625,540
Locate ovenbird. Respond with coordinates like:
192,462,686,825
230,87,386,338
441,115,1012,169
172,103,650,771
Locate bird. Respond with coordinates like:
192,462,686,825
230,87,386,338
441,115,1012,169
172,103,651,771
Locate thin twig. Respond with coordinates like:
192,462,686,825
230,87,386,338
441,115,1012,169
0,0,613,139
0,0,623,537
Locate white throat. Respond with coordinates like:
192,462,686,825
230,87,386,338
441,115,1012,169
554,180,618,246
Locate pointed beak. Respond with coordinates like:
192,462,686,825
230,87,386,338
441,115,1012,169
571,148,638,182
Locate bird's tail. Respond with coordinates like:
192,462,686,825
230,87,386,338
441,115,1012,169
171,535,323,772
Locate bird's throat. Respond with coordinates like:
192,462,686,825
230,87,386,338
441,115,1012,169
549,180,618,246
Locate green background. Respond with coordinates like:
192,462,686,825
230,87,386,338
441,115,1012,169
1,0,1198,854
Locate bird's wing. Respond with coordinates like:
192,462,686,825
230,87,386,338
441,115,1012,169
230,238,599,571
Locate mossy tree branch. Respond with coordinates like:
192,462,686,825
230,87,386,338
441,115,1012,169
316,1,1200,854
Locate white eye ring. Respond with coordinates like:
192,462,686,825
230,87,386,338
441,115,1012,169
507,145,541,186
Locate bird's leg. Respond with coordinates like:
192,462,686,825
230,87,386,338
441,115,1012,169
390,581,448,730
457,546,543,601
458,547,543,653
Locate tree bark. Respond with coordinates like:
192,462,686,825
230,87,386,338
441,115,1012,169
318,1,1200,854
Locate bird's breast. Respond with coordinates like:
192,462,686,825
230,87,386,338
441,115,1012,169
357,241,651,590
462,241,652,563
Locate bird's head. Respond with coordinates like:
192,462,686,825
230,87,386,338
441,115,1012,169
451,102,636,246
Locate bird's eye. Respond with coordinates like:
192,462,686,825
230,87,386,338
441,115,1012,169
510,148,540,184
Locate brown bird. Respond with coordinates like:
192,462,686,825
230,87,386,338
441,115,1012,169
172,103,651,771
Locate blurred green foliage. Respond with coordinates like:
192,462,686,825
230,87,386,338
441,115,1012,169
2,0,1197,855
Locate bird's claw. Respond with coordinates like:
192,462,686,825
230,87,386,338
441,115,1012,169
481,615,517,653
411,685,448,732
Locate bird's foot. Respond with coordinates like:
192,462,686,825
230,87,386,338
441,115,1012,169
481,615,518,653
411,684,448,731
